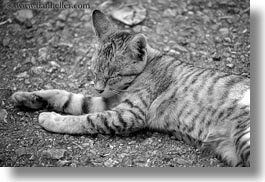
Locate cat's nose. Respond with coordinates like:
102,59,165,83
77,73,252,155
95,89,104,94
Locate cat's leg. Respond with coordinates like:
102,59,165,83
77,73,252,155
38,98,147,135
202,132,240,166
203,121,250,167
12,89,107,115
233,119,250,167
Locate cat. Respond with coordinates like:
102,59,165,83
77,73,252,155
11,9,250,167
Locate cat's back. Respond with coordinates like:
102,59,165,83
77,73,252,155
145,55,249,136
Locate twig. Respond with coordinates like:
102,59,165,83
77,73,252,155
0,18,12,26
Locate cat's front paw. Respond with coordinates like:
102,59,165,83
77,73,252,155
12,91,47,109
39,112,62,132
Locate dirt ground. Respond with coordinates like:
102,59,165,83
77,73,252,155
0,0,250,167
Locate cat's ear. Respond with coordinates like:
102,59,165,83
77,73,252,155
130,34,147,61
92,9,115,40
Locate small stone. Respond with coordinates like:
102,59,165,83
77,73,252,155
219,28,229,35
31,66,43,75
187,11,194,15
0,109,8,123
55,20,65,28
24,56,37,65
163,9,177,17
50,61,60,68
14,10,33,23
13,63,22,72
15,147,33,157
81,14,90,21
58,10,69,21
70,163,77,167
57,160,71,167
163,46,171,51
242,29,248,34
104,158,119,167
212,52,221,61
111,5,146,26
44,83,53,89
24,79,30,84
41,149,67,160
134,158,148,167
176,158,190,165
16,71,29,78
226,63,234,68
242,73,249,77
2,37,10,47
172,43,188,52
156,22,165,35
168,49,180,55
227,57,233,62
38,47,49,62
224,37,231,42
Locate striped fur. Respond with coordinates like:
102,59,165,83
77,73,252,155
12,10,250,167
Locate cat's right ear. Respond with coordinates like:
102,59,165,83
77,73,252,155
92,9,115,40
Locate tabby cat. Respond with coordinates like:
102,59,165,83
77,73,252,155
11,10,250,167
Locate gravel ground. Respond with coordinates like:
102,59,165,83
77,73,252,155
0,0,250,167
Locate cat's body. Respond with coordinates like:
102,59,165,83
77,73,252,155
11,10,250,167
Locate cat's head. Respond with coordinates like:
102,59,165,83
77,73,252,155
91,10,148,98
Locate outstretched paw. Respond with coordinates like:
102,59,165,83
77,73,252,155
39,112,62,133
11,91,48,109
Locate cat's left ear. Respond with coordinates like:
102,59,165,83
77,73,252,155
130,34,147,61
92,9,115,40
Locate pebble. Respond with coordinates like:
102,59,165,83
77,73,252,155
44,83,53,89
226,63,234,68
224,37,231,42
70,163,77,167
111,5,146,26
163,9,177,17
24,56,37,65
104,158,118,167
15,147,33,157
58,10,69,21
0,109,8,123
219,28,229,35
156,22,165,35
41,149,67,160
57,160,71,167
16,71,29,78
226,57,233,62
176,158,191,165
31,66,43,75
38,47,49,62
24,79,30,85
212,52,221,61
163,46,171,51
13,63,22,72
2,37,10,47
50,61,60,68
14,10,33,23
55,21,65,28
80,14,90,21
173,43,188,52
